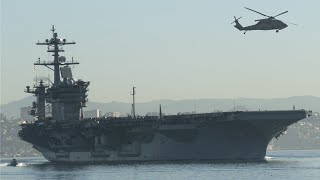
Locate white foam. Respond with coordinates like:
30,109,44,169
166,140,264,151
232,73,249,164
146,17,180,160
16,162,27,167
0,162,27,167
0,163,9,167
265,156,274,160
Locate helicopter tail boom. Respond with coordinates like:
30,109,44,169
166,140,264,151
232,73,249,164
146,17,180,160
234,22,244,31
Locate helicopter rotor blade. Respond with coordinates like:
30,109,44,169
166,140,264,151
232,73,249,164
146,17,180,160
285,21,298,26
244,7,270,18
273,11,288,18
254,18,267,22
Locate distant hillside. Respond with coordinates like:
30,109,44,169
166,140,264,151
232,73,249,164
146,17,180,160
1,96,319,118
0,96,35,119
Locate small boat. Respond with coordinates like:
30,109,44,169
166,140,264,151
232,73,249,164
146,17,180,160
8,158,18,166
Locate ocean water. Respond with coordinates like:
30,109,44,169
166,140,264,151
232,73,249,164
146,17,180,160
0,150,319,180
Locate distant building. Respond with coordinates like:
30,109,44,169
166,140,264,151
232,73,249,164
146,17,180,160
0,113,7,121
20,106,52,121
105,112,121,118
20,107,33,121
178,111,196,115
146,112,159,116
84,109,101,118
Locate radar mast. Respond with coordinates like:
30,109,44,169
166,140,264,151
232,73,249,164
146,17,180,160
35,25,78,85
26,26,89,122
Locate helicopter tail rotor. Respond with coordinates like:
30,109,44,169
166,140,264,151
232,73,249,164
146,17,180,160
231,16,242,24
231,16,244,31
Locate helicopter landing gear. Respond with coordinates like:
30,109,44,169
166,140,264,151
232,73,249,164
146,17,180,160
276,30,279,33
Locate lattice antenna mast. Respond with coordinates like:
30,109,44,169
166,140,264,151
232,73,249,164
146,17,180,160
35,25,78,85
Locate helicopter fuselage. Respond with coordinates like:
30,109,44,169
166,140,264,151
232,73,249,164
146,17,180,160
233,18,288,33
244,19,287,31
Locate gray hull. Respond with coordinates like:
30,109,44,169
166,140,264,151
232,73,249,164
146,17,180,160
20,110,310,162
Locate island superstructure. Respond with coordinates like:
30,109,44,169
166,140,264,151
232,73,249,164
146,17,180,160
19,27,312,162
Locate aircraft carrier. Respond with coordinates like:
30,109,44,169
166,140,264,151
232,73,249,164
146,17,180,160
19,27,311,162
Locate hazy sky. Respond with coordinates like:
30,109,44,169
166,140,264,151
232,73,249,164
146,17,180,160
1,0,320,105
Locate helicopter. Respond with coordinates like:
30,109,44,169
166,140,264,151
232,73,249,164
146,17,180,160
232,7,289,34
